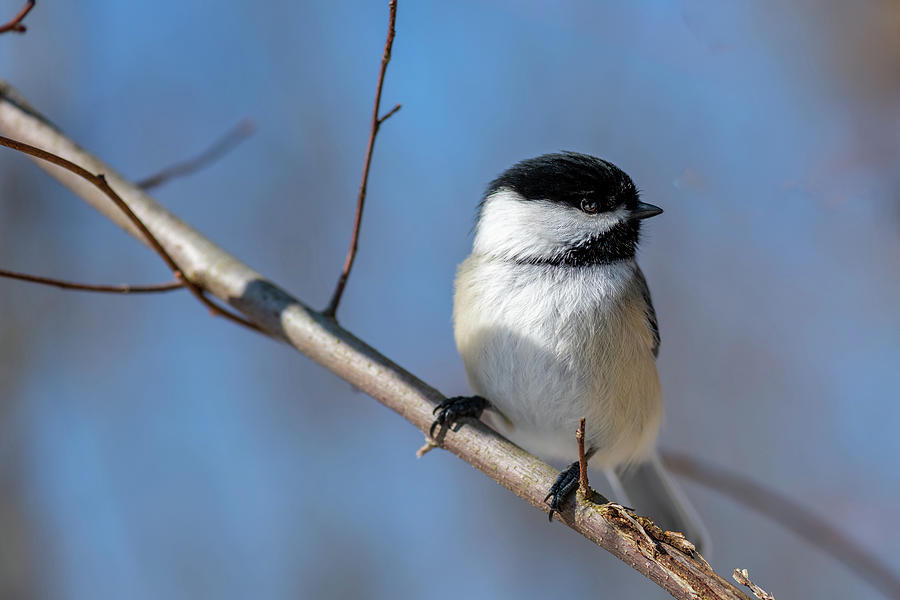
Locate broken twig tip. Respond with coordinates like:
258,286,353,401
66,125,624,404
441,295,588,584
416,439,437,458
733,568,776,600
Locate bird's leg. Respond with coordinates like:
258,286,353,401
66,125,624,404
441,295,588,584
430,395,489,437
545,447,607,521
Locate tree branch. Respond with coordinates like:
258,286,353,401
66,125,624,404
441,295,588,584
323,0,399,319
0,0,34,35
0,268,184,293
0,79,750,600
136,119,254,190
0,132,262,333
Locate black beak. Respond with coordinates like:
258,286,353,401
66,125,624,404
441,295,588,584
630,202,663,220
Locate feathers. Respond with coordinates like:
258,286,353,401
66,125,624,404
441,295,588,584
634,266,660,357
453,255,662,466
474,189,638,265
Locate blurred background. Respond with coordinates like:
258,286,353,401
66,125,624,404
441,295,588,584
2,1,899,598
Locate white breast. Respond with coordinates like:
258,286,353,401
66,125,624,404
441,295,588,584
453,255,662,467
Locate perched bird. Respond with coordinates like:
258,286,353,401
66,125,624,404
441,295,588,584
432,152,708,549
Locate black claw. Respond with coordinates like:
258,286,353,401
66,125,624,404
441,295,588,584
429,396,488,437
546,461,580,521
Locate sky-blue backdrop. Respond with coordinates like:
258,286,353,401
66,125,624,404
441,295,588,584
2,2,899,598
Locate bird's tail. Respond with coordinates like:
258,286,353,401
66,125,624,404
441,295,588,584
603,451,711,556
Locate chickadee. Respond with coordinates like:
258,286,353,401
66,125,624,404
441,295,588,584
432,152,708,550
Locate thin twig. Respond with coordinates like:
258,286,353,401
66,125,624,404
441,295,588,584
323,0,399,319
0,268,184,293
0,0,34,34
0,135,263,333
136,119,255,190
378,103,402,125
576,417,590,494
733,569,776,600
663,450,900,600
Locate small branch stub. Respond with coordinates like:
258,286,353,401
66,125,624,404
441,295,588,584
576,417,590,495
733,569,775,600
416,438,437,458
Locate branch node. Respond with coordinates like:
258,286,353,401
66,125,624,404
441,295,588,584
0,134,264,333
377,103,402,125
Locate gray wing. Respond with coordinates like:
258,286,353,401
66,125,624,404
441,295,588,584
634,266,660,357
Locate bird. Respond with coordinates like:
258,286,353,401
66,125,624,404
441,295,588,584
431,152,708,550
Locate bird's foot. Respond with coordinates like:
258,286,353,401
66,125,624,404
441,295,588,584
430,395,488,437
545,461,580,521
545,461,610,521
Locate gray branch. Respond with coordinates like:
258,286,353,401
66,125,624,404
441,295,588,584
0,79,750,600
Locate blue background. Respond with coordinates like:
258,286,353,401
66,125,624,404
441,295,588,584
2,1,900,598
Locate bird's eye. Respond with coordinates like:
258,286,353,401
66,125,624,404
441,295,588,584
580,198,600,214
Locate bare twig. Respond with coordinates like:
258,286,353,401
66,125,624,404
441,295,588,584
576,417,590,494
136,119,255,190
1,79,751,600
0,135,263,333
733,569,776,600
378,102,402,125
663,450,900,600
323,0,399,319
0,0,34,34
0,268,184,293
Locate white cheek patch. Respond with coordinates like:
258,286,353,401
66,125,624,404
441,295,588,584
474,189,628,262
